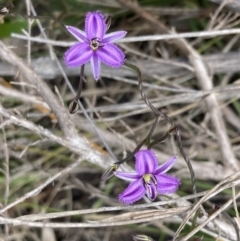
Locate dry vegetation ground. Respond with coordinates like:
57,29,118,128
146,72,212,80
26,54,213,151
0,0,240,240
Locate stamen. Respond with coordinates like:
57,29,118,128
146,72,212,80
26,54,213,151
90,38,99,50
143,174,157,186
143,174,157,201
90,37,105,50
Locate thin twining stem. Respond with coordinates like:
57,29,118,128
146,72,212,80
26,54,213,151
116,116,161,166
111,120,175,167
147,126,177,149
101,117,180,183
124,62,174,125
101,116,164,180
5,1,119,164
124,62,197,202
69,66,85,114
62,63,118,162
75,66,85,101
175,126,197,200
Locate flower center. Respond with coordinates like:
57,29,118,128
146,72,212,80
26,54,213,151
143,174,157,186
90,37,104,51
143,174,158,201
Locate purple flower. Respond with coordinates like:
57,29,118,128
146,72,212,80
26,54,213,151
64,11,126,80
114,149,180,205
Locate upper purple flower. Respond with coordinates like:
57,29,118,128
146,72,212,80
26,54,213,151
114,149,180,205
64,11,127,80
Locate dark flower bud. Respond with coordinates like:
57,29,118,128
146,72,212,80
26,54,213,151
100,163,119,181
132,234,154,241
69,99,79,114
105,16,112,30
168,126,178,135
189,236,203,241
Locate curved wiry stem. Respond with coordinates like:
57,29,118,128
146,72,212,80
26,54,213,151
124,62,197,202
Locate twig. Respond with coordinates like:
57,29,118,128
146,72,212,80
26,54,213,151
0,105,112,168
208,0,240,13
0,112,9,237
17,191,207,222
53,49,118,162
23,3,118,162
181,39,239,170
0,206,191,228
29,1,55,59
232,186,239,219
117,0,239,178
11,27,240,45
0,105,115,214
0,104,238,238
173,170,240,240
0,40,78,139
2,51,240,79
25,0,31,65
180,190,240,241
0,158,83,214
124,62,197,202
0,84,231,181
0,84,50,110
0,115,9,207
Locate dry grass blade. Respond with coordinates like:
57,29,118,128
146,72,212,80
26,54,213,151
180,191,240,241
16,192,205,222
2,52,240,78
235,218,240,230
173,170,240,240
182,39,239,170
209,0,240,12
0,156,82,214
11,28,240,44
95,207,190,223
0,40,77,138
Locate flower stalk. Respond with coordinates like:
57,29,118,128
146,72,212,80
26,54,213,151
123,61,197,203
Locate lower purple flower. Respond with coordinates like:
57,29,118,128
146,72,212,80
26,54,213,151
114,149,180,205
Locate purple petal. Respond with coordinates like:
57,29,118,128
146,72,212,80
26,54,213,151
144,183,157,201
114,171,139,182
64,43,93,67
135,149,158,176
96,43,125,68
91,54,101,80
154,156,177,175
118,179,145,205
156,174,180,194
85,11,106,40
66,26,87,43
103,31,127,43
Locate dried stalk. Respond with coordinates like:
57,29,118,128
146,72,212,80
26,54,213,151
0,40,77,139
